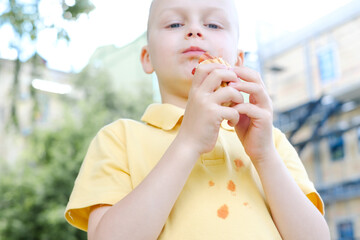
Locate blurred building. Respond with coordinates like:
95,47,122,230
259,0,360,238
0,33,154,164
85,32,155,102
0,55,74,164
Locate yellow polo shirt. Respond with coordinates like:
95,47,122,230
65,103,324,239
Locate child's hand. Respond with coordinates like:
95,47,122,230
229,66,275,164
177,63,244,155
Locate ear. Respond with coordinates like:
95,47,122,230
234,49,244,67
140,45,154,74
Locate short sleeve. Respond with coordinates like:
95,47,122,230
273,128,325,215
64,121,133,231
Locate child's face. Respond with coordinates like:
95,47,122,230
142,0,240,100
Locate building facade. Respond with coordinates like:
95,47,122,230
0,33,154,165
0,56,73,164
85,33,154,102
259,1,360,238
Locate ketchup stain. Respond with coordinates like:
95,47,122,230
234,159,244,171
227,180,236,192
217,204,229,219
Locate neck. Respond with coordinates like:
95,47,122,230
160,92,187,109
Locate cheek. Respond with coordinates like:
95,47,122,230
150,33,178,55
152,44,173,62
157,39,181,60
215,34,238,63
148,46,176,74
210,40,236,62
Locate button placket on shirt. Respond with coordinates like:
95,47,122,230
201,139,225,165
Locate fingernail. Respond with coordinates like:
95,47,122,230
192,68,196,75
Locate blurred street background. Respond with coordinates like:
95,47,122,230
1,0,360,239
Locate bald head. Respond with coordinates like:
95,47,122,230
146,0,239,41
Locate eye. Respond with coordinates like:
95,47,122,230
169,23,182,28
207,23,220,29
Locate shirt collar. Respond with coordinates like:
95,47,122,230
141,103,234,131
141,103,184,130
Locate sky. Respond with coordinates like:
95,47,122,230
0,0,353,73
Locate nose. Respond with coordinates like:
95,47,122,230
186,32,202,38
185,25,203,39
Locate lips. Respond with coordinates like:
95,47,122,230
182,46,206,55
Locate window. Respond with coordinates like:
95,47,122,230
337,220,355,240
317,44,339,84
328,134,345,161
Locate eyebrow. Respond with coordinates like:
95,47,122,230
157,7,186,18
158,6,229,18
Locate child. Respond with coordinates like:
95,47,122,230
65,0,330,239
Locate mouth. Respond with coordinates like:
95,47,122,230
182,46,206,56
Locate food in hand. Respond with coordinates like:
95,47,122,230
192,52,233,106
192,52,231,78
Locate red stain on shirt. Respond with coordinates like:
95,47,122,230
227,180,236,192
243,202,249,206
217,204,229,219
209,180,215,187
234,159,244,170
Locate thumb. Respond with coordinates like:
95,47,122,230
235,114,250,141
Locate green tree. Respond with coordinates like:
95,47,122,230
0,62,153,239
0,0,94,130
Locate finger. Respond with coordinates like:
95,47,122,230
232,66,265,87
229,81,271,108
211,86,244,105
234,114,250,140
220,106,240,127
200,68,239,92
232,103,272,121
192,63,228,88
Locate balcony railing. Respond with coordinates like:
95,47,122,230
318,178,360,204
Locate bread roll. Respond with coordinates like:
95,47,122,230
192,52,232,106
